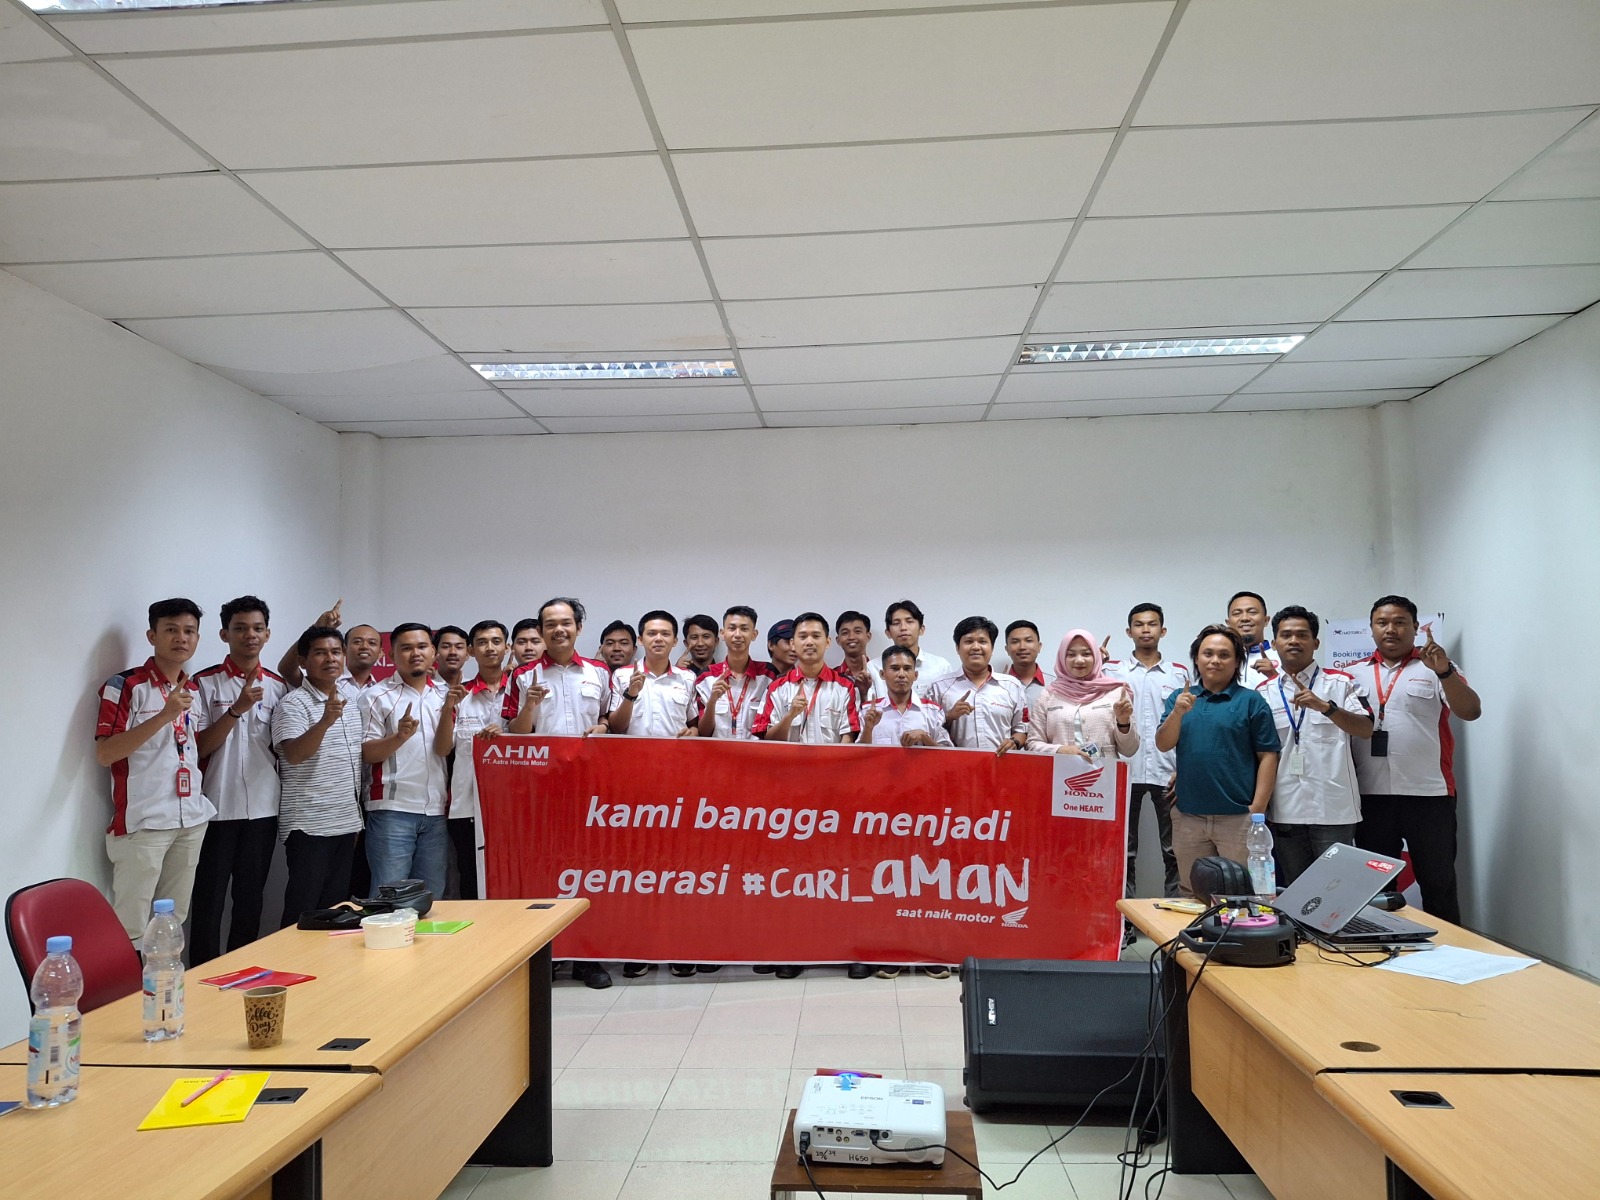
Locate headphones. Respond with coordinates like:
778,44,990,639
1189,856,1252,903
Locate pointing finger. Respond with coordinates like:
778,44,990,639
403,703,414,720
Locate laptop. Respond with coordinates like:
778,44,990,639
1272,844,1437,945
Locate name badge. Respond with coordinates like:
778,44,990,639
1286,747,1306,777
1369,730,1389,758
175,767,193,798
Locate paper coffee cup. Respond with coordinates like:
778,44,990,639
242,985,288,1049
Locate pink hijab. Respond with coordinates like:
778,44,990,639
1047,630,1127,704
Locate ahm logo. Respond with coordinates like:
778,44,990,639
1001,907,1029,929
1059,769,1101,798
482,743,550,762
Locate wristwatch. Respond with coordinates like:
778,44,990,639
1322,698,1337,717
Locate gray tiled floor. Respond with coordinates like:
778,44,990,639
438,957,1277,1200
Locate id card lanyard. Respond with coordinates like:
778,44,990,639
1276,666,1318,777
1369,652,1413,758
723,667,752,735
154,674,193,799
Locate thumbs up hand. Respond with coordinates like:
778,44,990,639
1419,624,1451,676
1172,681,1196,717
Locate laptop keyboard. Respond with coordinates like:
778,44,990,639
1341,915,1389,935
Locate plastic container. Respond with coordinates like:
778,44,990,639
1247,814,1277,899
361,911,415,949
26,935,83,1108
141,898,185,1041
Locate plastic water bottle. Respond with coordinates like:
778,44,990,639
27,935,83,1108
1246,814,1277,899
142,898,185,1041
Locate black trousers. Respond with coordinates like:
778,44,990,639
189,816,278,963
448,817,480,899
1127,783,1180,898
1356,793,1460,924
280,831,358,928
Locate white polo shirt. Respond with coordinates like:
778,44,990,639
611,663,698,737
1257,666,1369,825
865,649,954,703
694,661,777,740
448,675,507,822
755,667,862,744
1350,653,1463,797
1006,666,1050,715
863,696,953,747
1105,657,1189,785
194,658,285,822
96,659,216,836
926,670,1028,751
502,654,612,736
1241,641,1283,691
363,675,449,816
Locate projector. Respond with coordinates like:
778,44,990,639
794,1074,947,1166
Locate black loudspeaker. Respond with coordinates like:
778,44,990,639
959,958,1160,1113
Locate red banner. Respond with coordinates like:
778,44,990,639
478,737,1128,964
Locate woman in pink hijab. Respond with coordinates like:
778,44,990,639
1026,630,1139,759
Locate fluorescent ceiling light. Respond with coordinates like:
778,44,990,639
22,0,309,10
471,360,739,382
1018,335,1304,364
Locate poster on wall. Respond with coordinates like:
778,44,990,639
1324,613,1447,670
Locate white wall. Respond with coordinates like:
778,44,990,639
0,270,343,1037
1409,303,1600,977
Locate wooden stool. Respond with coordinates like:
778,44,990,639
770,1108,983,1199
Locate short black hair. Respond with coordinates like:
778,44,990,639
297,624,344,658
470,620,508,642
723,605,758,626
639,610,679,636
345,623,379,641
1371,594,1419,621
220,595,269,630
512,617,541,638
836,610,872,633
148,598,202,630
435,624,470,647
600,619,636,642
793,611,830,636
538,596,586,628
1190,623,1246,683
1004,620,1039,640
683,613,718,636
881,645,916,667
391,622,433,646
885,599,925,628
953,615,999,646
1227,591,1267,613
1127,603,1165,626
1271,606,1320,638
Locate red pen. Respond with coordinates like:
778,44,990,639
180,1070,232,1107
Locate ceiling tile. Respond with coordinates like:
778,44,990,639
102,33,653,170
766,405,988,428
0,175,310,262
0,7,70,63
209,353,489,397
327,417,545,437
726,287,1038,348
502,384,753,418
702,223,1066,300
1406,199,1600,268
1339,266,1600,318
244,157,687,249
1138,0,1600,123
1034,274,1378,332
6,251,380,319
1092,112,1584,217
1216,389,1427,412
412,302,729,354
618,1,1070,20
741,337,1018,385
119,309,442,374
1060,207,1467,281
0,61,213,181
52,0,605,54
754,376,999,412
539,413,763,434
1240,358,1485,393
1496,116,1600,200
336,243,710,307
987,395,1227,419
673,134,1113,236
1293,315,1563,361
280,391,528,423
630,5,1170,149
996,362,1262,403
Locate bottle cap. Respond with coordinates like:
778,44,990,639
152,898,176,914
1250,812,1266,823
46,935,72,954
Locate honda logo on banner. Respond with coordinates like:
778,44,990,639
1051,758,1117,821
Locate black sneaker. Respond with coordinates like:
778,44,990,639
622,962,652,978
574,961,613,990
847,963,874,980
669,964,697,978
774,965,805,979
753,964,777,974
695,964,722,974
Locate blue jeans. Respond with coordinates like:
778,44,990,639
364,809,449,899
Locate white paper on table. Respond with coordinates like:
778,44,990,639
1375,944,1537,985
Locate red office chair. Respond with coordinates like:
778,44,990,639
6,877,142,1013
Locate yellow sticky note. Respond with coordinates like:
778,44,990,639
139,1072,270,1130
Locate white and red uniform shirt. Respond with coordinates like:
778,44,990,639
448,675,507,822
1350,653,1463,797
862,695,954,748
1007,666,1050,714
864,650,953,703
754,667,862,744
1257,666,1370,825
694,661,777,740
610,663,698,737
193,658,286,822
1105,657,1189,785
96,658,215,836
927,670,1028,751
363,675,449,816
503,654,612,735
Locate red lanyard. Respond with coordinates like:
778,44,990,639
724,668,752,723
1371,653,1414,723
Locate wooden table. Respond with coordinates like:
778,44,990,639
769,1108,982,1199
0,1064,378,1200
1,899,586,1200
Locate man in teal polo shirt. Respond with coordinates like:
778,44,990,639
1156,624,1281,896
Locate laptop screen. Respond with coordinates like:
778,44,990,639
1271,844,1406,935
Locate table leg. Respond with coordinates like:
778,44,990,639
1387,1160,1436,1200
472,944,554,1167
272,1140,322,1200
1161,951,1250,1175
